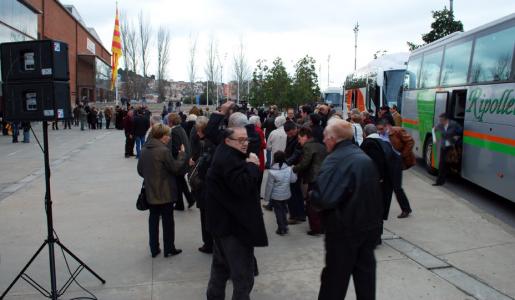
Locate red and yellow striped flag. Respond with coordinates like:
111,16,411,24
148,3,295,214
110,4,122,91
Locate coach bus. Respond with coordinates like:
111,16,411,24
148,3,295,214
401,13,515,202
322,86,345,112
344,53,408,114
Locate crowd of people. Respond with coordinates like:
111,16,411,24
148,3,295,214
131,99,428,300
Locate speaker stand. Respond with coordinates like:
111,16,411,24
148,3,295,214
1,121,105,300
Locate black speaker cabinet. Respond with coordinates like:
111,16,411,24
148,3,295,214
2,81,72,121
1,40,69,82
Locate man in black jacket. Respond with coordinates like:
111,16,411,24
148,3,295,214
134,110,150,159
284,121,306,223
434,113,463,186
311,119,382,300
206,127,268,300
361,124,398,245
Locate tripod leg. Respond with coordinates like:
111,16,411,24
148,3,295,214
1,241,48,299
56,240,106,284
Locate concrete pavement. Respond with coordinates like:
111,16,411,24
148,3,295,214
0,126,513,299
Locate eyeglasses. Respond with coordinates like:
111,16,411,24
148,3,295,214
228,137,249,145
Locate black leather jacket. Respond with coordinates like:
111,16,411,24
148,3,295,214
311,140,383,236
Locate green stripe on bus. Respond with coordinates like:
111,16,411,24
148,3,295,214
463,136,515,156
403,123,418,130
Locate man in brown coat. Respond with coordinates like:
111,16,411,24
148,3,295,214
391,105,402,127
376,119,414,218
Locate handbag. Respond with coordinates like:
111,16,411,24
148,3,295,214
136,181,149,211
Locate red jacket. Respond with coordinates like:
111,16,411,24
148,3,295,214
255,126,267,173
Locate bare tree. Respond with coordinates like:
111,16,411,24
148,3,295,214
204,35,219,106
157,26,171,102
233,40,251,103
187,35,198,103
119,11,138,99
137,11,152,78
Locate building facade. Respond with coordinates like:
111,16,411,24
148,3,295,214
0,0,112,110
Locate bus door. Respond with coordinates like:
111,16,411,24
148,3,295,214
432,92,449,169
448,90,467,171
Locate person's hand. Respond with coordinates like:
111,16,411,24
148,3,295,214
247,153,259,166
219,101,235,115
180,144,186,153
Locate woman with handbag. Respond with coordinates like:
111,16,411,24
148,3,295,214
137,123,186,258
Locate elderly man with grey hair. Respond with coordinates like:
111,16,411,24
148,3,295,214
266,115,287,166
228,112,249,128
311,119,383,300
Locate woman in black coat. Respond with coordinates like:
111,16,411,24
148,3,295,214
167,113,193,210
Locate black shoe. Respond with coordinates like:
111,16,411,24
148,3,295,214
198,245,213,254
151,249,161,258
397,211,411,219
164,249,182,257
275,229,286,236
432,182,444,186
307,230,321,236
262,204,273,211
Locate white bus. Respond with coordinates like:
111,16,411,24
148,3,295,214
402,13,515,202
344,53,408,114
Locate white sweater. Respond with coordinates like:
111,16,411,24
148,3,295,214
264,164,298,201
266,126,287,165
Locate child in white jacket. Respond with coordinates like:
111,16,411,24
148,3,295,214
264,151,298,235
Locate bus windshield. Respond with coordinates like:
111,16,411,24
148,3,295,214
384,70,406,111
324,93,341,106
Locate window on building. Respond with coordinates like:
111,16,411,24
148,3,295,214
470,25,515,83
404,56,421,89
0,0,38,39
419,49,443,88
440,40,473,86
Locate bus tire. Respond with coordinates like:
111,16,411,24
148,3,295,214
423,138,438,175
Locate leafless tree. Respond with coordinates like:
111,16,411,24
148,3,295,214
137,11,152,78
233,39,251,103
188,34,198,102
204,35,219,106
119,11,138,99
157,26,171,102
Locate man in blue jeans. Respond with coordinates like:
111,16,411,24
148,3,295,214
133,109,150,159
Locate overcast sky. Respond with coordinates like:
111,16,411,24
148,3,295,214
62,0,515,88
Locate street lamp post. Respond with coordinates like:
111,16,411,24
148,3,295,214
353,22,359,71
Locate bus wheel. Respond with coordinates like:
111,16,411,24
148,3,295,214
424,138,438,175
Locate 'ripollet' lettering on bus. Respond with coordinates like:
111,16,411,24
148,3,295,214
466,88,515,122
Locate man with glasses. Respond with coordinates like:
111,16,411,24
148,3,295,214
206,127,268,300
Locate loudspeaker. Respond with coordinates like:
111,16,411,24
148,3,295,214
1,40,69,82
2,81,72,121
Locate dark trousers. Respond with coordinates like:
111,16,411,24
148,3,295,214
271,200,288,232
98,120,103,129
391,160,412,213
287,181,306,221
436,147,451,184
307,183,322,233
125,135,135,156
200,207,213,249
387,161,411,212
175,175,192,210
106,118,111,129
319,229,379,300
148,202,175,255
207,236,255,300
63,120,72,129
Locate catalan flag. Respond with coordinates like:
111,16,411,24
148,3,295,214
110,4,122,91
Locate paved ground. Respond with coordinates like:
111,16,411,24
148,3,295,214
0,126,514,299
